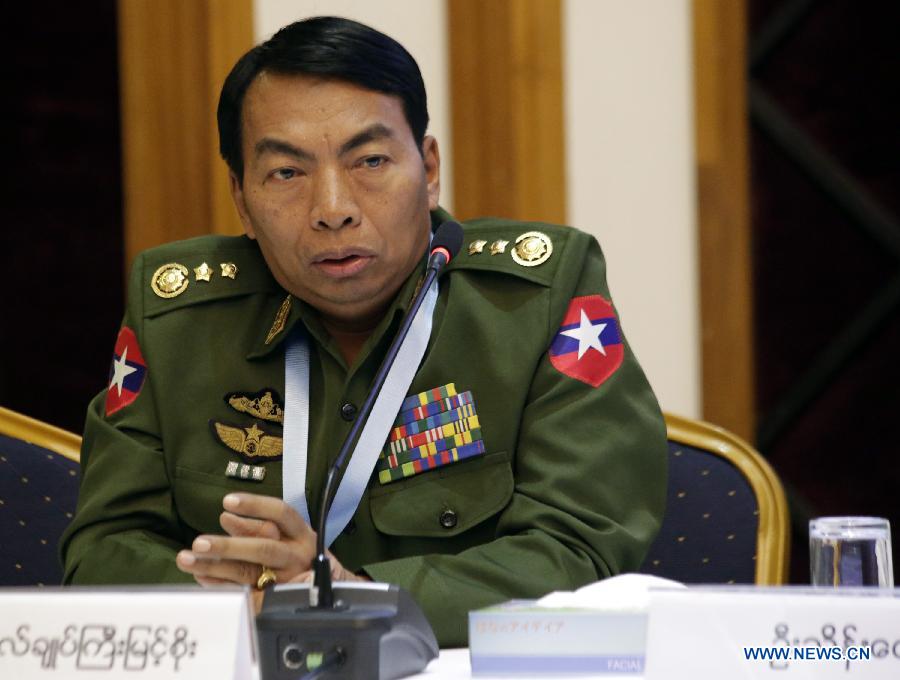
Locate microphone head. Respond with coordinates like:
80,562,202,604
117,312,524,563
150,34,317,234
430,220,464,263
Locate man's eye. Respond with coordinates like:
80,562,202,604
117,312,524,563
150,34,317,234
361,156,387,169
273,168,297,180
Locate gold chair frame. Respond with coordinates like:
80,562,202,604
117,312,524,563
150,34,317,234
664,412,790,585
0,406,81,463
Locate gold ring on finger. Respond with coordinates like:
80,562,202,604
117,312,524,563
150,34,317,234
257,565,277,590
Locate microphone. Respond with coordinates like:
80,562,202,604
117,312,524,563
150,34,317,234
427,220,464,272
256,221,463,680
312,219,463,608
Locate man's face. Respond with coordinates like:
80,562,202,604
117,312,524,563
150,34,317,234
230,72,440,328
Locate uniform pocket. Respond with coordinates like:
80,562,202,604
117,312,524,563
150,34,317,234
368,450,513,538
173,465,281,534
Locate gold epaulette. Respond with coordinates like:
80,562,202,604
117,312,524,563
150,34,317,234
140,235,279,317
444,219,574,286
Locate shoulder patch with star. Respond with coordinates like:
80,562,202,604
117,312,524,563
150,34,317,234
106,326,148,415
549,295,624,387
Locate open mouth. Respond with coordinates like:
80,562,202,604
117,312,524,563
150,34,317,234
325,254,362,265
313,252,375,278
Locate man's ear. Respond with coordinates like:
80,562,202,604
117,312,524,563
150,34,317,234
421,135,441,211
229,171,256,239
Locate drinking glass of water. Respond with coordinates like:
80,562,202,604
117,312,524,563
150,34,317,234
809,517,894,587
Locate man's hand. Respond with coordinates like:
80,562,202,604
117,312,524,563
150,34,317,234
175,492,370,615
175,493,317,588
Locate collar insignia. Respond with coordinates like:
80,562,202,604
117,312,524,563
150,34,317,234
408,276,425,307
265,295,292,345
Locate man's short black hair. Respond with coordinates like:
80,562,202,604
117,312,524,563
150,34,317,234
218,16,429,181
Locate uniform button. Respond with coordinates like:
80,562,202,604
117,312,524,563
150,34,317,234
344,520,357,536
340,402,358,421
439,509,458,530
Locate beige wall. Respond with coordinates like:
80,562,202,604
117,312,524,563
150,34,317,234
254,0,700,417
254,0,453,211
564,0,700,417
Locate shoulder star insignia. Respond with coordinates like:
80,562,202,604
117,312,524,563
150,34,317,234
194,262,212,282
489,239,509,255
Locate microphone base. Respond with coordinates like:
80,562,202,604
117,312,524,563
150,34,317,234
256,582,439,680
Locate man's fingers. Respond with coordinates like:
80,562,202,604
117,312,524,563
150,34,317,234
176,550,264,586
189,535,298,569
220,511,281,540
222,493,311,540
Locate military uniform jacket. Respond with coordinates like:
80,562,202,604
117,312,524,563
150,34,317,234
61,210,668,647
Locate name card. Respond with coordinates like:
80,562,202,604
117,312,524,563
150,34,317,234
0,587,258,679
644,586,900,679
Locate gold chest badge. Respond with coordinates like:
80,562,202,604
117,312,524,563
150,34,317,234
210,421,283,462
225,389,285,424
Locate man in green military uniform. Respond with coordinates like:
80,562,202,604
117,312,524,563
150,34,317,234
61,17,667,647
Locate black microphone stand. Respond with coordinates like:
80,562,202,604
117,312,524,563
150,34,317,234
256,222,462,680
312,245,451,609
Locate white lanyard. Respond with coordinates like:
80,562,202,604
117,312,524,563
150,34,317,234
282,278,438,547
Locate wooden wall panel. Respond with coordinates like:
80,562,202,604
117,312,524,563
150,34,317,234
693,0,755,440
448,0,566,224
118,0,253,267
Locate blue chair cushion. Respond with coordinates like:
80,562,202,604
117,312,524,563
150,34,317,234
0,434,80,586
639,440,759,584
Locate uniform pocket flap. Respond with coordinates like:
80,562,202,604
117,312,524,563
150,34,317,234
174,465,281,534
369,450,513,538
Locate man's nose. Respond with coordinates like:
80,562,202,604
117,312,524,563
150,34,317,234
310,167,361,230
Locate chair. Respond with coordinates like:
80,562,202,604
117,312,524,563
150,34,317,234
0,406,81,586
639,413,790,585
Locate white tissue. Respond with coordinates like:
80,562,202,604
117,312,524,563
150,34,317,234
535,573,686,612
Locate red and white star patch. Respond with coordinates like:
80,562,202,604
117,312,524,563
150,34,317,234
548,295,624,387
105,326,147,415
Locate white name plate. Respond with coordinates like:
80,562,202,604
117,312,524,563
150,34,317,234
644,586,900,679
0,587,258,679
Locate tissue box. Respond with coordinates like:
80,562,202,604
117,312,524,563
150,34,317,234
468,600,646,675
